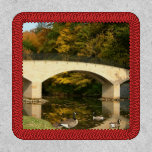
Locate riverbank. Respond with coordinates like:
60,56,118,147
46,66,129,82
23,116,55,129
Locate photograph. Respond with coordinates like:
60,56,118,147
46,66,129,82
22,22,130,130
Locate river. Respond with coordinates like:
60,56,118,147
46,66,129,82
42,96,129,129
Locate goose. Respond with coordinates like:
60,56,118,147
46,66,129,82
92,112,104,121
109,119,121,129
58,112,78,129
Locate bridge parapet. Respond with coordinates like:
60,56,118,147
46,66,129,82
23,53,129,69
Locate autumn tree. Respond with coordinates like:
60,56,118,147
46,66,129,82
23,31,41,56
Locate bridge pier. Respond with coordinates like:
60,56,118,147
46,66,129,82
23,80,42,99
31,82,42,98
102,83,120,99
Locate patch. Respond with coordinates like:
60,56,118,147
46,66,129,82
12,12,140,140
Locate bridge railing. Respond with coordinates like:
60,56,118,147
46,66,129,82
23,53,129,69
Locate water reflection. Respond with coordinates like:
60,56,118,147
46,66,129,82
42,97,129,129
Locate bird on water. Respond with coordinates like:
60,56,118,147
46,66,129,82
53,112,78,129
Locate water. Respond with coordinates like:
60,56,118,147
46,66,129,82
42,97,130,129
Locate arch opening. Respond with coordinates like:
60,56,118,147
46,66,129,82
120,80,130,99
42,70,110,98
23,77,32,98
120,80,130,119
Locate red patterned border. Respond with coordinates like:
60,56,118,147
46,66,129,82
12,12,140,140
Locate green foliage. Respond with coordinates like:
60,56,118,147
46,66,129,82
23,40,37,52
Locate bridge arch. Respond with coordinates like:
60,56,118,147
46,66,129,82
42,70,113,84
41,69,114,85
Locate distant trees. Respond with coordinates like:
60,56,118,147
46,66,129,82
23,22,129,68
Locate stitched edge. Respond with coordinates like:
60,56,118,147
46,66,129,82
12,12,140,140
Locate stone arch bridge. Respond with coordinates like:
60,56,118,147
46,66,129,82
23,60,129,99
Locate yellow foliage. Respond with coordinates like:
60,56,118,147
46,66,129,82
75,79,91,85
56,44,70,53
54,77,71,84
50,72,92,88
74,25,82,32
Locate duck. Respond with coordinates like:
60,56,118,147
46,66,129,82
92,112,104,121
57,112,78,129
109,119,121,129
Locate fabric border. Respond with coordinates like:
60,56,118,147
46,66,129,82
12,12,140,140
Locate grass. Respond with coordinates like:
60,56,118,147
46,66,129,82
23,116,55,130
